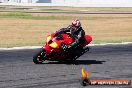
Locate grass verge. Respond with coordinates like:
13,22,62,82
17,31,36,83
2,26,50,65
0,12,87,20
1,6,132,12
0,12,132,47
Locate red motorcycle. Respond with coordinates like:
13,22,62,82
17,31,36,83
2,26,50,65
33,31,92,64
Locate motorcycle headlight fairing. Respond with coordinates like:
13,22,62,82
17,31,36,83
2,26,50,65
46,36,51,43
49,42,59,48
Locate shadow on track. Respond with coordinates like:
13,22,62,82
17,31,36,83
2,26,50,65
41,60,105,65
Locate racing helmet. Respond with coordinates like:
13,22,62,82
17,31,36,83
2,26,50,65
71,19,81,28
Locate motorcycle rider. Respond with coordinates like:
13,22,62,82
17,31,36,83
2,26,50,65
50,19,92,60
57,19,86,49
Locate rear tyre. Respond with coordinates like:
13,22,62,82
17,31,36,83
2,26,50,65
33,48,46,64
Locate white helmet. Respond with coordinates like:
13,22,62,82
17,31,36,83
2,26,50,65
72,19,81,28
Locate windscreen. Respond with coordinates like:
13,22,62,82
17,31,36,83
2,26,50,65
54,34,64,40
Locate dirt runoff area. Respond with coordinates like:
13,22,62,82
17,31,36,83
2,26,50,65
0,13,132,47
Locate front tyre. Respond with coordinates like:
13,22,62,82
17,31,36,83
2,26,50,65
33,48,46,64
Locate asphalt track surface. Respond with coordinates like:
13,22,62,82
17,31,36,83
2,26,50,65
0,44,132,88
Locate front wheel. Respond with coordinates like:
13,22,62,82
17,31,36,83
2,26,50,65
33,48,46,64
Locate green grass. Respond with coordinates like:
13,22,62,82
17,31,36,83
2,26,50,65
1,6,132,12
1,12,132,21
4,12,31,16
0,12,85,20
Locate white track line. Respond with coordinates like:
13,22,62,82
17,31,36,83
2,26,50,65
89,42,132,46
0,42,132,50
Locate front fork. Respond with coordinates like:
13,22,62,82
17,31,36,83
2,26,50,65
42,45,55,60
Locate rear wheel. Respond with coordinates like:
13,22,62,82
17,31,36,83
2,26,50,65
33,48,46,64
